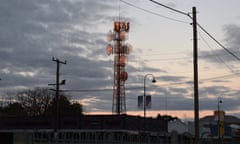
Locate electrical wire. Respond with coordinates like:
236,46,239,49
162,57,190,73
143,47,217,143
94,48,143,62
120,0,189,24
201,72,240,82
197,23,240,61
122,0,240,61
149,0,240,61
199,32,240,76
149,0,190,17
60,71,240,93
61,86,143,93
63,1,240,93
157,72,240,86
139,50,189,57
121,0,240,63
142,57,191,62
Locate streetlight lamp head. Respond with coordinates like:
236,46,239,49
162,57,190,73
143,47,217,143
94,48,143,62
219,99,222,103
152,79,156,83
218,97,222,103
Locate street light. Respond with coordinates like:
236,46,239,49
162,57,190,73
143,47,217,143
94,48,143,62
218,97,223,142
143,74,156,118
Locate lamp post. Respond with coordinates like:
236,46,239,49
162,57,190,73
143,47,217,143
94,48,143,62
218,97,223,142
143,74,156,119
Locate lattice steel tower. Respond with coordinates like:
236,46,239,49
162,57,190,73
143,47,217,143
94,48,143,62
106,21,132,115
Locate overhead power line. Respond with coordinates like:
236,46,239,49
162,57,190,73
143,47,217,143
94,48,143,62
149,0,190,17
149,0,240,61
61,71,240,93
121,0,240,61
201,72,240,82
199,32,240,76
143,57,191,62
61,86,143,93
197,24,240,61
120,0,189,24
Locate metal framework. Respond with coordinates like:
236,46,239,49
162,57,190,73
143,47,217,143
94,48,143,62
106,21,131,114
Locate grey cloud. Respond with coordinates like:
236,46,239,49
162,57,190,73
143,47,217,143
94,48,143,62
157,75,188,82
1,0,239,116
199,24,240,64
199,85,240,111
0,0,159,114
223,24,240,48
0,1,116,94
200,86,231,97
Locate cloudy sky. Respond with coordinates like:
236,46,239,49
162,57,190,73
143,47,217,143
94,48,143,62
1,0,240,120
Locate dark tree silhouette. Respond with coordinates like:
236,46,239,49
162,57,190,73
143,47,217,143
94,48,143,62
0,87,83,116
17,87,54,116
0,102,26,116
47,95,83,116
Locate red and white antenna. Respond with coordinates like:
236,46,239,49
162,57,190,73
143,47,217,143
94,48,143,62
106,20,132,114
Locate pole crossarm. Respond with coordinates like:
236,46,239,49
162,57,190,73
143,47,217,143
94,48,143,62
52,57,67,64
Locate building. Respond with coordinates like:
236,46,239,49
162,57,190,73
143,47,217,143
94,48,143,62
0,114,168,144
200,111,240,139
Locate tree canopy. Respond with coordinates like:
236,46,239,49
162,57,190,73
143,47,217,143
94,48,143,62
0,87,83,117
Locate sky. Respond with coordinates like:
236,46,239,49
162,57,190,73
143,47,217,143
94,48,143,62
1,0,240,120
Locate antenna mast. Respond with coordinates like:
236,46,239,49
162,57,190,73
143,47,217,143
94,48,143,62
106,3,132,114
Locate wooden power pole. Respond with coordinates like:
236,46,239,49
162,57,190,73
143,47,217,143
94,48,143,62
51,57,66,133
192,7,199,142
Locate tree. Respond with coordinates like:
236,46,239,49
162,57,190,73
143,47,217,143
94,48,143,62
0,102,26,116
70,103,83,115
0,87,83,117
17,87,55,116
47,95,83,116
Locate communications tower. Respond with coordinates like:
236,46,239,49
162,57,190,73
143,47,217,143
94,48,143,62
106,21,132,115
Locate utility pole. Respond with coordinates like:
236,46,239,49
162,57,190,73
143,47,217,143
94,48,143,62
192,7,199,142
51,57,66,133
149,1,200,141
